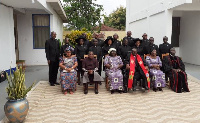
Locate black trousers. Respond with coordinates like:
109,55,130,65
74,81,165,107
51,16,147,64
125,70,147,88
49,60,59,84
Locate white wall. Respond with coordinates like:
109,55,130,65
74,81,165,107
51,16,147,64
18,8,63,65
179,11,200,65
0,4,16,70
126,0,193,45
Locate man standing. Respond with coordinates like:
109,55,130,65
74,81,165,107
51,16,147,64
159,36,172,56
94,33,104,47
82,33,90,47
45,31,60,86
141,33,149,47
113,33,121,49
123,31,135,47
144,37,159,55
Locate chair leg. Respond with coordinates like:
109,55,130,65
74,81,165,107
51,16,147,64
84,83,88,94
95,82,98,94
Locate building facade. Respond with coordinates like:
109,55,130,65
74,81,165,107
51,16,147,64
0,0,67,72
126,0,200,65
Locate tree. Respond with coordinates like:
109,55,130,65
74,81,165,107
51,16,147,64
103,6,126,31
63,0,103,31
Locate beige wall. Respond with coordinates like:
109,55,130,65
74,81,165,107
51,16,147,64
100,31,126,41
63,31,126,41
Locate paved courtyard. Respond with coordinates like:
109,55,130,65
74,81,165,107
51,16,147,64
1,64,200,122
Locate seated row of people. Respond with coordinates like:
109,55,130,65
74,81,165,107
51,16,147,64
59,45,189,95
105,47,189,94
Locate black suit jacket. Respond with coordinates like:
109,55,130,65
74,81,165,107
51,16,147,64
159,43,172,55
45,38,60,62
144,44,159,56
89,46,102,62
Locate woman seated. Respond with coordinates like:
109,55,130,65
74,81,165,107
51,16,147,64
82,51,104,94
104,48,124,94
146,49,165,92
59,47,78,95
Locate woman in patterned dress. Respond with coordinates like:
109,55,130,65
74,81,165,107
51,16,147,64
104,48,124,94
146,49,165,92
59,47,78,95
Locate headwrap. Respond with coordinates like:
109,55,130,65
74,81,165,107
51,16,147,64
64,46,74,52
108,48,116,54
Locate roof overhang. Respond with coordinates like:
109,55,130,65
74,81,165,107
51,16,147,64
46,0,67,23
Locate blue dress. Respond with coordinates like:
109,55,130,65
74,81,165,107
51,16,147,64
59,56,77,91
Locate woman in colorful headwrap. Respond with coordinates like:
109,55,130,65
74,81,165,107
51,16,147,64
59,47,78,95
104,48,124,94
146,49,165,92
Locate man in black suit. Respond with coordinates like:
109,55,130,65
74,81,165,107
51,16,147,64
159,36,172,56
144,37,159,56
123,31,135,47
45,31,60,86
141,33,149,47
113,33,121,49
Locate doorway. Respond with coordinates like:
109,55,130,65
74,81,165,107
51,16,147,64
171,17,181,47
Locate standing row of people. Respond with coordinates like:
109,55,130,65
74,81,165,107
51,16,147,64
45,31,189,95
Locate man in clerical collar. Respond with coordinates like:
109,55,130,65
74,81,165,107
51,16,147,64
141,33,149,47
123,31,135,47
45,31,60,86
144,37,159,55
125,48,150,92
162,48,189,93
159,36,172,56
113,33,121,49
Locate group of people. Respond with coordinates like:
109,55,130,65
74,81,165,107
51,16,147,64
45,31,190,95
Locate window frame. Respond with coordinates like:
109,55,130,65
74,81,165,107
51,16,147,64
32,14,50,49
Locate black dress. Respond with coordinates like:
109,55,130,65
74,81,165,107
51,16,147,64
162,55,189,93
75,44,88,72
102,44,117,57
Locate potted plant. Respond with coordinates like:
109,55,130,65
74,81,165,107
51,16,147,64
4,66,34,123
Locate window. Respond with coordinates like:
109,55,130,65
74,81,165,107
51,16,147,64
32,14,50,49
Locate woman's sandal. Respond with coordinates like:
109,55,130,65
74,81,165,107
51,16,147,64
70,91,73,94
64,91,68,95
